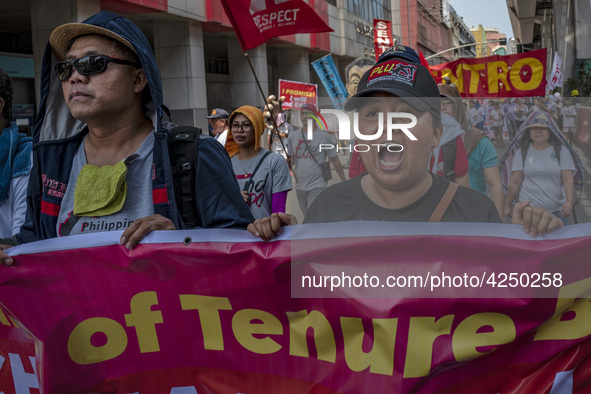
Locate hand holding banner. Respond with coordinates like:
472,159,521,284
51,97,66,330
1,224,591,392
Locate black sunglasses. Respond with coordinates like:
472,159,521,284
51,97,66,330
55,55,141,81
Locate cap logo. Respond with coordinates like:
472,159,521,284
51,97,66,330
211,110,217,115
381,46,410,58
367,60,418,88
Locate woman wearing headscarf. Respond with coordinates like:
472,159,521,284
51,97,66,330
225,105,292,220
504,111,576,225
438,84,504,217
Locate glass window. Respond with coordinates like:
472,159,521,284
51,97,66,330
347,0,390,21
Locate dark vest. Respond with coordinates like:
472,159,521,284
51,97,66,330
19,130,181,243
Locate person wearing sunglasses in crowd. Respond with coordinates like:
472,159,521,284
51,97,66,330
0,11,253,265
225,106,292,219
248,46,565,241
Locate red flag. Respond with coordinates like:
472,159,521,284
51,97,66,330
419,50,432,73
220,0,333,51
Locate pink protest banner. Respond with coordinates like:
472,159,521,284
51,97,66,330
0,223,591,393
0,306,37,393
429,49,547,98
279,79,318,109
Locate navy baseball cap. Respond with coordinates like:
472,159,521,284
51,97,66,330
345,46,440,113
377,45,421,64
207,108,229,119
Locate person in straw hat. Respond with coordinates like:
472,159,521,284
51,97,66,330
0,11,253,265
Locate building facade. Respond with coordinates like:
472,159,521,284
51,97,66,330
1,0,475,132
449,5,477,59
508,0,591,88
470,25,489,58
398,0,455,64
469,25,507,58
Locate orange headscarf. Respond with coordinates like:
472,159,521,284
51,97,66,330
225,105,265,158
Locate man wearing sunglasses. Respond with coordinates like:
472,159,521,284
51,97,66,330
0,11,253,265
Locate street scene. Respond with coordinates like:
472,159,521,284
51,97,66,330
0,0,590,392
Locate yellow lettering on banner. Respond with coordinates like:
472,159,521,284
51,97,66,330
452,64,464,92
438,66,464,91
439,67,463,91
287,310,336,363
534,277,591,341
452,313,516,361
448,64,464,92
341,317,397,376
462,63,485,94
510,57,544,91
179,294,232,351
68,317,128,365
0,308,11,326
439,68,453,81
487,61,510,93
403,315,454,378
232,309,283,354
124,291,163,353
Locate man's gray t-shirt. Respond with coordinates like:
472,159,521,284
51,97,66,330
512,145,575,211
288,128,337,191
57,132,155,236
231,148,292,220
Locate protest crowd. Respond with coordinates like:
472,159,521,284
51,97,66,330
0,8,589,393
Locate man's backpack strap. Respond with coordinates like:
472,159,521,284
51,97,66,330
441,138,457,181
429,181,459,222
168,126,201,228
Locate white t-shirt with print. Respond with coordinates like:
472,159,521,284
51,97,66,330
231,148,292,219
512,145,575,211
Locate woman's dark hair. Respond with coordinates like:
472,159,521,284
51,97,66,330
519,126,562,162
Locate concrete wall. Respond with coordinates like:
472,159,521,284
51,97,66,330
154,19,208,131
30,0,101,105
553,0,576,82
574,0,591,60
